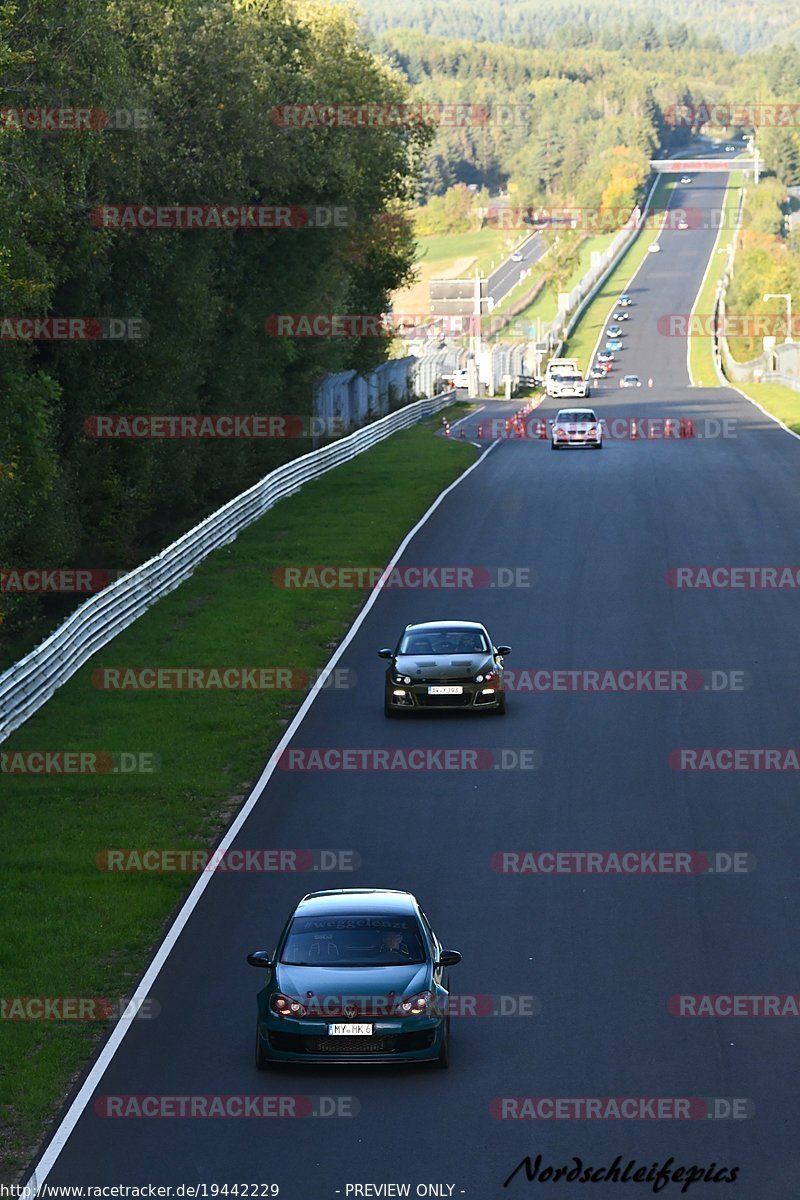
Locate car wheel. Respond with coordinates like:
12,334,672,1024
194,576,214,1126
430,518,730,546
255,1022,272,1070
491,691,507,715
551,441,559,450
435,1017,450,1069
594,442,603,450
384,698,399,718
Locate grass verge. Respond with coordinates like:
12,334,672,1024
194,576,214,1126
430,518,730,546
728,381,800,434
688,171,744,387
0,409,476,1180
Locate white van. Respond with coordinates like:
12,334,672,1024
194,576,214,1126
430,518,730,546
545,358,584,397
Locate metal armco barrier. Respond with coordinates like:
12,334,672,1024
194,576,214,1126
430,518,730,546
0,391,455,743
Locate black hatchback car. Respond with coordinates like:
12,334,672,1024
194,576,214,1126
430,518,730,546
379,620,511,716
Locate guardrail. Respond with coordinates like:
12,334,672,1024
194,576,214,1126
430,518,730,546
0,391,456,743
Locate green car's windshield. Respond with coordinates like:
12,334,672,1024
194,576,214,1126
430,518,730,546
280,914,427,966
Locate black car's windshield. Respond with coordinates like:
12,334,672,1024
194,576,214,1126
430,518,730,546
399,627,489,655
280,914,427,967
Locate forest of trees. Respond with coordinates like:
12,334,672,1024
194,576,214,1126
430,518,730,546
356,0,800,57
3,0,800,647
368,25,800,214
0,0,429,643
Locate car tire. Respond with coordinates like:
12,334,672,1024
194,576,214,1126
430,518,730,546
594,442,603,450
384,698,399,718
492,692,507,715
255,1022,272,1071
551,441,559,451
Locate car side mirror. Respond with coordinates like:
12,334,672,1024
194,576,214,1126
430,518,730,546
378,648,393,659
496,645,512,657
247,951,272,968
439,950,462,968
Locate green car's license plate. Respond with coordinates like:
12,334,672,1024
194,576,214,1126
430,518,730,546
328,1024,373,1036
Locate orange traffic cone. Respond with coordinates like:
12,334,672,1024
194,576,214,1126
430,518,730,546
648,377,654,388
444,422,451,438
630,420,639,440
460,425,466,438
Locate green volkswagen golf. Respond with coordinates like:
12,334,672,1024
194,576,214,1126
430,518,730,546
247,889,461,1068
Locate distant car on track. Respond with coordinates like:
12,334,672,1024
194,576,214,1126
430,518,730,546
248,889,462,1068
618,294,632,306
380,620,511,716
613,311,630,321
597,351,615,363
680,175,692,184
677,218,689,230
510,250,524,262
648,242,661,254
607,324,623,337
620,374,642,388
605,339,623,351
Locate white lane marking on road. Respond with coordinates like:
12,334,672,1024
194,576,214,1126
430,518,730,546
449,405,485,428
24,439,500,1190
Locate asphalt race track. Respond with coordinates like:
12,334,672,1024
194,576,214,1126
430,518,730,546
30,169,800,1197
488,233,546,304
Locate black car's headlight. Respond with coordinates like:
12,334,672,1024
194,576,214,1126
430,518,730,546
271,993,307,1018
393,672,412,685
395,991,433,1016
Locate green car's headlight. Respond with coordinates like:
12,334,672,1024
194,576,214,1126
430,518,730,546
272,993,307,1018
395,991,432,1016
